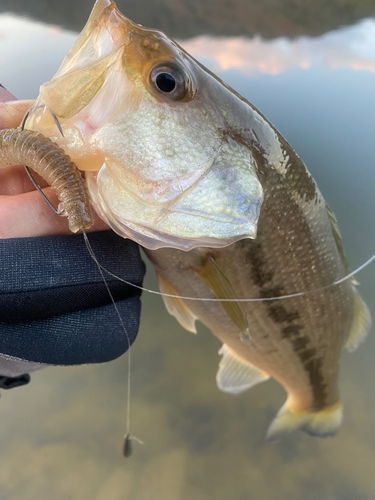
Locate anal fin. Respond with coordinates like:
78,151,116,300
155,271,198,333
345,287,372,352
194,257,249,336
217,344,269,395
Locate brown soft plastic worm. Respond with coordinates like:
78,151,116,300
0,128,93,232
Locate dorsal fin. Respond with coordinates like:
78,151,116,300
216,344,269,395
326,204,371,350
193,257,249,336
155,271,198,333
344,287,372,352
325,203,350,273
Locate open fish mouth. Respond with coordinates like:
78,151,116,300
25,0,264,250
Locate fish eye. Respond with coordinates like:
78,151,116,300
150,64,188,100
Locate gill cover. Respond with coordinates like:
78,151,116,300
25,0,263,250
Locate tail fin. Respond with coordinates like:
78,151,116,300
266,399,342,442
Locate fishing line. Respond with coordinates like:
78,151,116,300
83,231,143,457
83,240,375,303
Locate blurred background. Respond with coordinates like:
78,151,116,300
2,0,375,38
0,1,375,499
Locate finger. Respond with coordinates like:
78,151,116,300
0,99,35,129
0,165,49,196
0,187,109,238
0,87,17,103
0,91,40,194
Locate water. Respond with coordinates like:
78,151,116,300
1,4,375,499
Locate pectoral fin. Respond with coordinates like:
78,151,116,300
194,257,249,336
155,271,197,333
344,287,372,352
216,344,269,395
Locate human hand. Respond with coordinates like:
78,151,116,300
0,86,109,237
0,89,144,379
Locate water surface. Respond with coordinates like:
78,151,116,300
0,6,375,500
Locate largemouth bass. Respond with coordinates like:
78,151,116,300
21,0,371,439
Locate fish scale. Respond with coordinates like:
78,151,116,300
146,154,360,435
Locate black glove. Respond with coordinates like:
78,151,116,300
0,231,145,375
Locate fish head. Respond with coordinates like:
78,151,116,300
26,0,263,250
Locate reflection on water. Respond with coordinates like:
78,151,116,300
1,10,375,500
2,0,375,39
182,19,375,74
0,15,76,99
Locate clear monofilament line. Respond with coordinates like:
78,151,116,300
84,246,375,303
83,231,135,453
333,253,375,285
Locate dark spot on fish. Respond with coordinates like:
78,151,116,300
304,357,327,410
284,156,316,202
269,305,300,323
242,213,328,409
282,323,328,406
250,142,270,182
222,127,277,191
245,241,275,287
281,324,303,338
291,336,309,351
298,347,317,363
226,123,317,206
280,323,327,406
260,286,284,299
